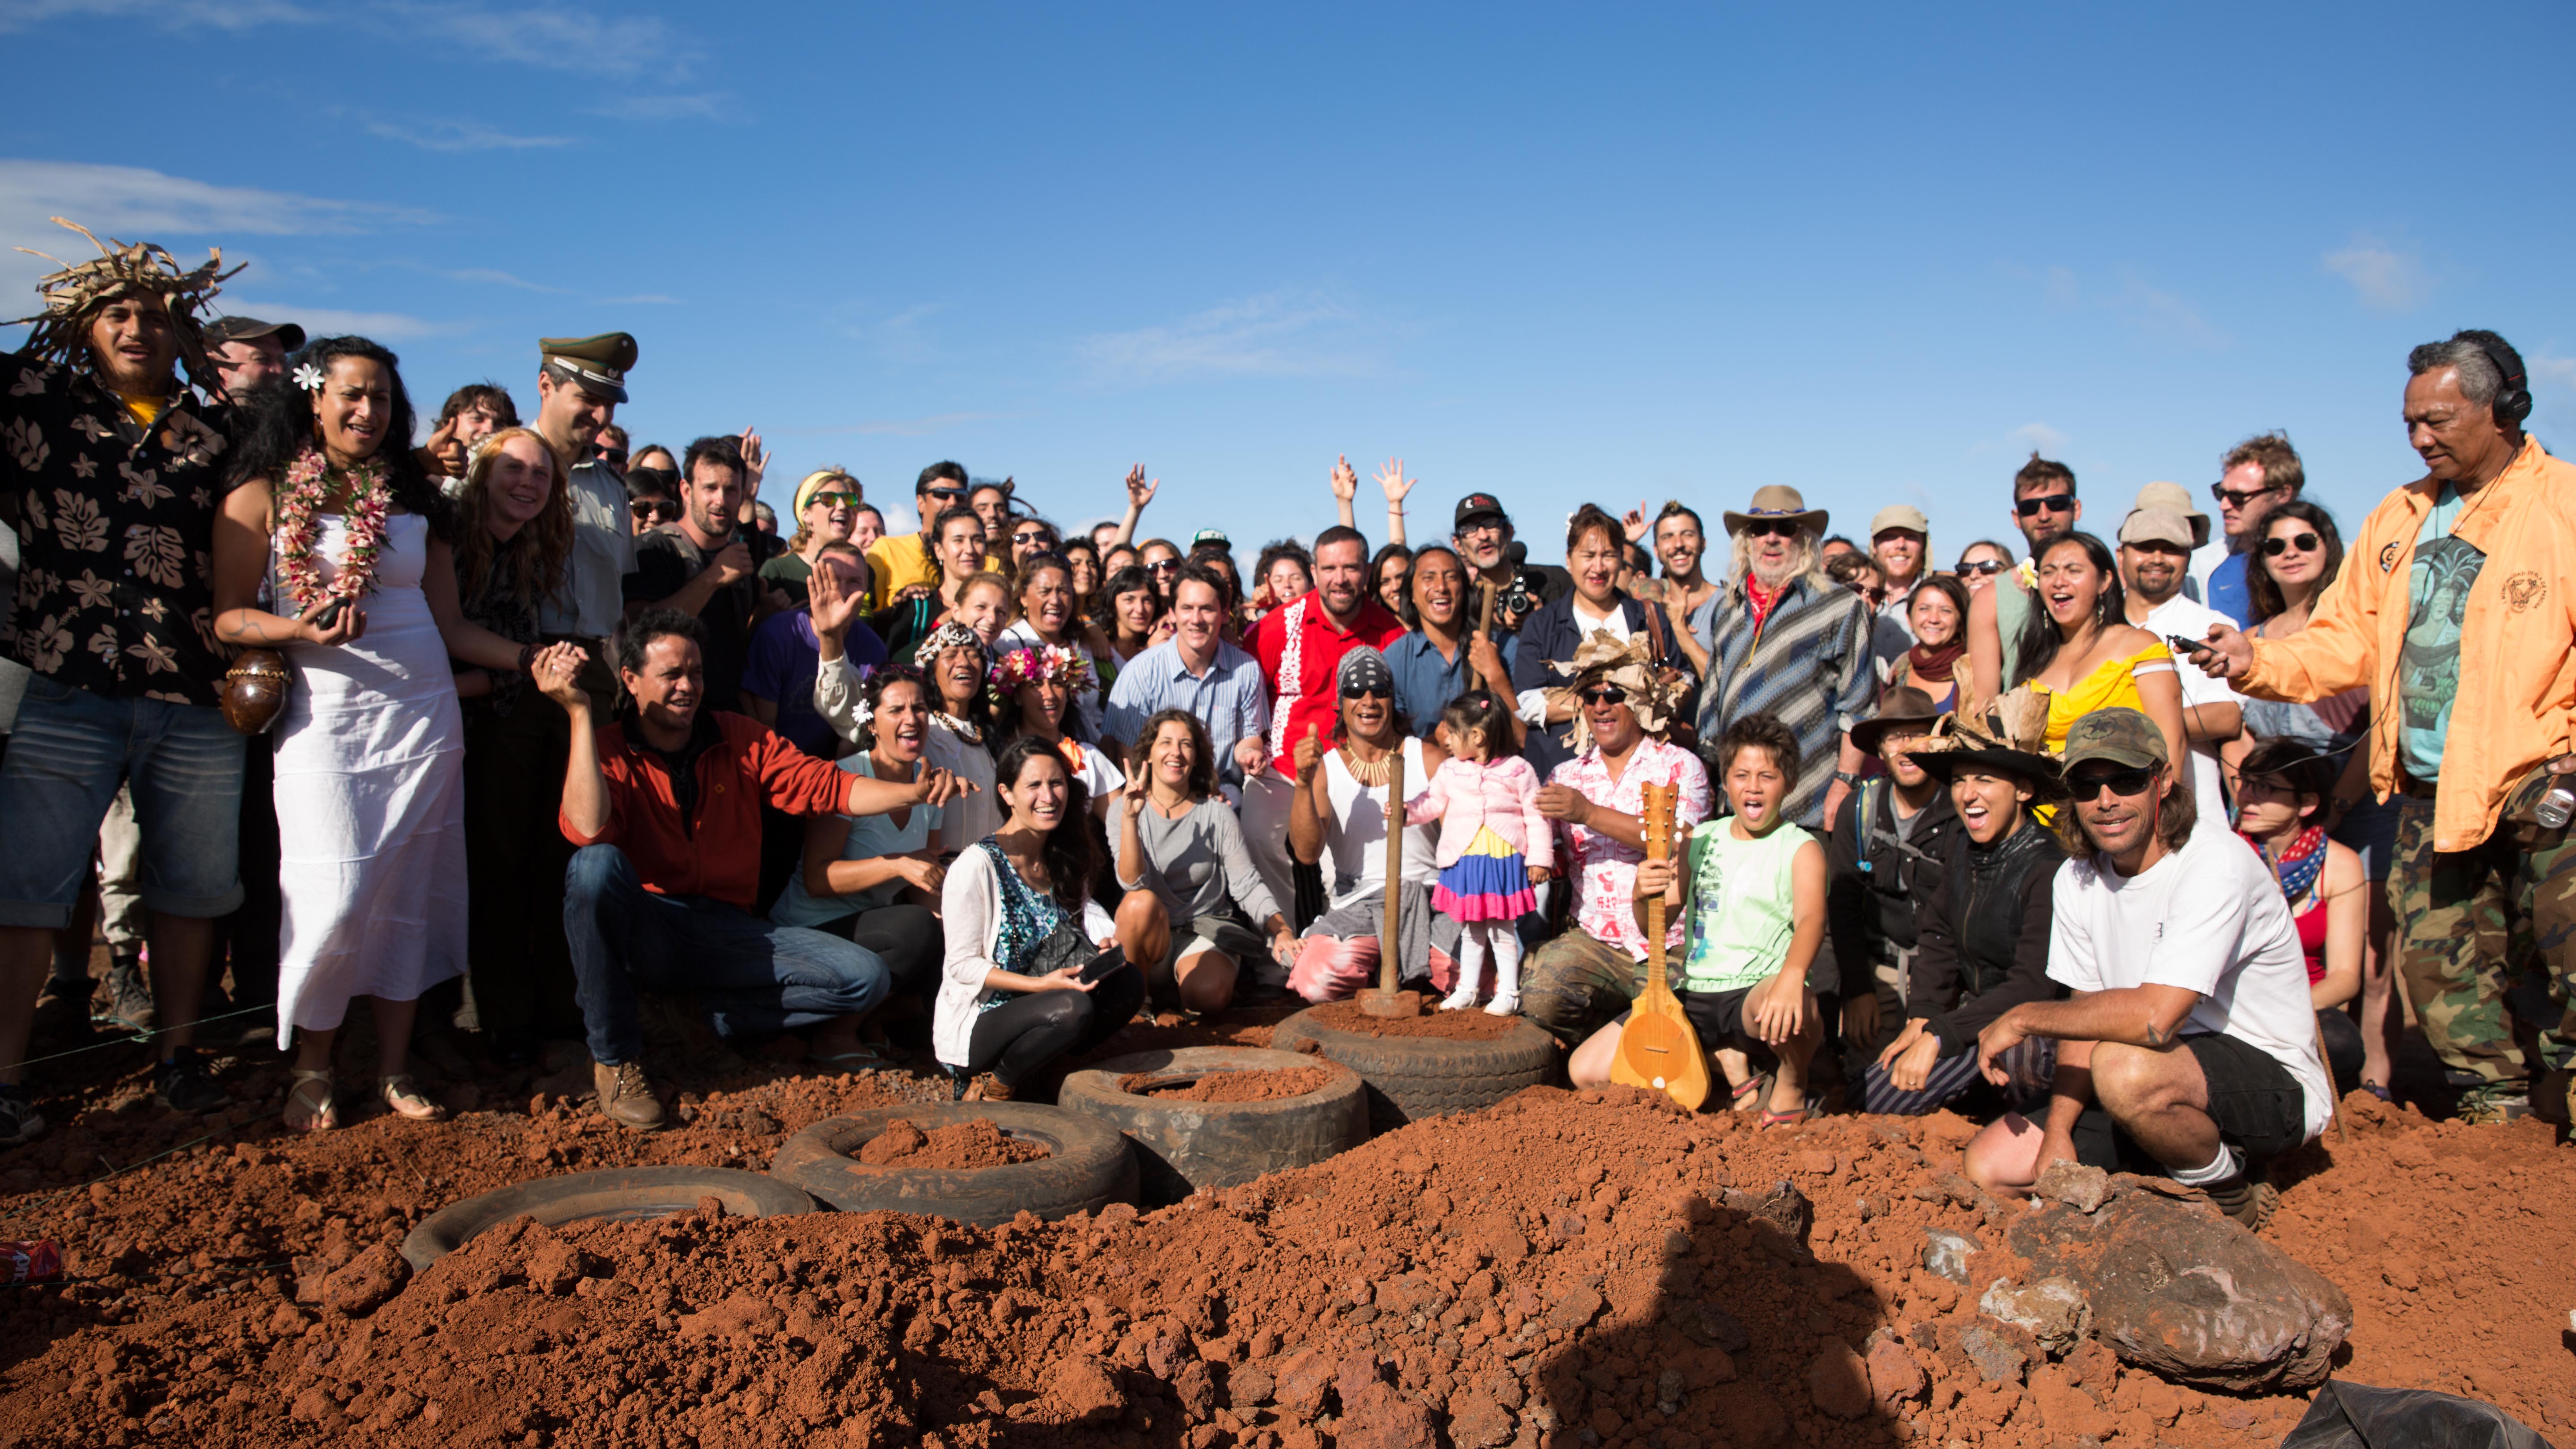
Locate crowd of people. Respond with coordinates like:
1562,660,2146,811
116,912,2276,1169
2,217,2571,1230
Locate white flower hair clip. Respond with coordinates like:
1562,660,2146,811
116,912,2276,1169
293,363,325,393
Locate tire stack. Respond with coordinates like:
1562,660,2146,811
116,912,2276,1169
1060,1046,1369,1205
1267,1006,1558,1133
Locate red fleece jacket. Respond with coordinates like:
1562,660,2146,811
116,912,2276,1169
560,711,845,910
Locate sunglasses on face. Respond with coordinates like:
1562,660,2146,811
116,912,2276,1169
597,447,629,466
1957,559,2005,575
923,486,964,501
1579,684,1629,706
2067,766,2157,800
2211,482,2285,509
809,491,860,510
2015,493,2076,517
2261,532,2321,557
1013,530,1054,547
631,500,680,522
1741,520,1799,539
1146,559,1179,572
1340,682,1392,700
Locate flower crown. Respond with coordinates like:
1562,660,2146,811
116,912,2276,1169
988,643,1093,701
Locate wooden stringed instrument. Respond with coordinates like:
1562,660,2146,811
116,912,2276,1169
1609,779,1712,1110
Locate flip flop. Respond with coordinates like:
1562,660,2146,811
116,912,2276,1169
1759,1105,1815,1130
1730,1073,1771,1113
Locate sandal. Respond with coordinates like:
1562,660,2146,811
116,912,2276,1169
962,1073,1013,1103
284,1068,338,1133
379,1074,446,1122
1730,1072,1771,1114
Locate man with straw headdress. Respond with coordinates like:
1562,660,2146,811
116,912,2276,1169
1519,630,1712,1048
0,219,251,1140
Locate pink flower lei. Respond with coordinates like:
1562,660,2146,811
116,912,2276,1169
274,448,394,614
986,642,1093,708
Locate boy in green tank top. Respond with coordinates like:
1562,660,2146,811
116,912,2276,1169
1568,714,1828,1125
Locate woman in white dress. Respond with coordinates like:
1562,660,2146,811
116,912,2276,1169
212,336,532,1131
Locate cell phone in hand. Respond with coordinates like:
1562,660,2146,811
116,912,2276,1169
1075,945,1127,985
2166,633,2207,660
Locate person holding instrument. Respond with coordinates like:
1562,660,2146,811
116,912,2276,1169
936,737,1158,1102
1569,714,1825,1126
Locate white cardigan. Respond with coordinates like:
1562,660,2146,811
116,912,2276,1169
933,845,1113,1068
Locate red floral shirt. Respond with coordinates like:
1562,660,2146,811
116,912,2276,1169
1547,736,1713,959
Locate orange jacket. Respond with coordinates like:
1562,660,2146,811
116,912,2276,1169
2242,437,2576,851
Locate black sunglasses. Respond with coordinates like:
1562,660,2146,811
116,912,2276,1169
2067,766,2157,800
1146,558,1180,572
923,485,964,501
630,499,679,522
1579,684,1629,706
596,446,629,466
2015,493,2075,517
1339,682,1392,699
2212,482,2283,508
2261,532,2321,557
1013,529,1055,546
1740,519,1800,539
1956,559,2005,575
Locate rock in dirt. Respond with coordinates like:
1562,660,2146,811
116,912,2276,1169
2031,1159,2111,1213
1724,1179,1814,1249
2006,1177,2351,1391
1335,1353,1434,1449
1957,1322,2029,1384
1923,1226,1977,1282
1447,1390,1517,1448
1979,1275,2091,1356
314,1242,408,1315
1865,1332,1927,1404
1805,1340,1872,1419
1046,1354,1127,1424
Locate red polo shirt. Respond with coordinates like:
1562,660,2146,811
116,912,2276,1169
1248,594,1406,776
561,711,847,911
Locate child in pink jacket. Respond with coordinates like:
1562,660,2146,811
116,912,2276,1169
1406,690,1551,1014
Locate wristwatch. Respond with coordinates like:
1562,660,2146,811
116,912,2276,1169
1833,771,1861,786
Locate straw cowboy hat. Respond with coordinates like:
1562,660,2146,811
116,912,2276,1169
1722,485,1829,538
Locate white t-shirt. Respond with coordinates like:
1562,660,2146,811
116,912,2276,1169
2047,818,2330,1144
2140,593,2242,822
1318,735,1438,909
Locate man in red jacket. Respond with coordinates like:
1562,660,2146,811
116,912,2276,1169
534,612,968,1130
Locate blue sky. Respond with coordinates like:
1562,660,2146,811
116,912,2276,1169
4,2,2571,560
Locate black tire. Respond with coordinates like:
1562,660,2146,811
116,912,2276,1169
1059,1046,1370,1205
400,1166,817,1271
1268,1006,1560,1132
768,1102,1135,1226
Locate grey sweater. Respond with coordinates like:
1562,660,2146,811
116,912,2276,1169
1121,797,1284,927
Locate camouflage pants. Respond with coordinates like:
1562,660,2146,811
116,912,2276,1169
1521,928,1646,1049
2390,765,2576,1096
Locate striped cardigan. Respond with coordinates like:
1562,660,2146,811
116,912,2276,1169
1694,574,1876,828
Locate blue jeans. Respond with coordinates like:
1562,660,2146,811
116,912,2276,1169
0,676,246,928
563,843,890,1065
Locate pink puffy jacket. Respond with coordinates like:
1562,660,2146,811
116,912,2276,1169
1404,755,1552,870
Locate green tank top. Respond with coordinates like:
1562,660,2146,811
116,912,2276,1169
1682,818,1813,993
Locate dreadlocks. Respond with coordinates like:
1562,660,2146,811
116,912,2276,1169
9,217,239,391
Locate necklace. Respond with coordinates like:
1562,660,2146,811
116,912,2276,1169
275,449,392,614
935,710,982,744
1338,741,1395,787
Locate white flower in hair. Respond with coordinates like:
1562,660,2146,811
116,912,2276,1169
293,363,325,392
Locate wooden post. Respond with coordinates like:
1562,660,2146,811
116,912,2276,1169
1357,748,1422,1018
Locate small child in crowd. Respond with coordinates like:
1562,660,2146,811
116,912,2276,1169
1406,690,1549,1014
1570,713,1826,1125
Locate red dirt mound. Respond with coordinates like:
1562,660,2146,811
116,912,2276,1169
1115,1067,1339,1103
857,1119,1050,1169
1304,1000,1521,1039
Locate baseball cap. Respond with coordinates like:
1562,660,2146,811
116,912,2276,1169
1870,504,1929,538
2061,708,2167,771
1453,493,1509,531
203,315,306,352
1191,527,1231,549
2131,482,2212,548
2116,508,2198,551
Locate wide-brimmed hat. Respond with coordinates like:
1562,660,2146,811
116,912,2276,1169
2117,506,2198,551
1904,689,2064,798
1723,485,1828,538
1544,630,1685,752
2131,481,2212,549
1849,685,1944,755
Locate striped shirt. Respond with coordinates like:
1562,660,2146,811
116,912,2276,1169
1694,572,1876,828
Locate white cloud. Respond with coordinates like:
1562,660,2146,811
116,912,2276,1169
438,267,560,292
2012,422,2067,453
594,293,681,305
0,0,315,30
0,1,686,77
2029,264,2226,347
586,93,732,122
221,301,461,341
2323,236,2428,312
0,159,435,239
1077,291,1386,385
364,118,576,153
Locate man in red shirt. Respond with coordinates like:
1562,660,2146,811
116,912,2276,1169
1242,526,1406,939
535,612,968,1130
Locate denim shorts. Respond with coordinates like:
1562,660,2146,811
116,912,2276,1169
0,675,246,928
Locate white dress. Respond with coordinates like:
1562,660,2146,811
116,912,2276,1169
271,512,469,1036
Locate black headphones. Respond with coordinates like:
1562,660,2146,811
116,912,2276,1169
2463,330,2533,426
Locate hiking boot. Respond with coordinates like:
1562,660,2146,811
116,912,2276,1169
2202,1172,2279,1231
154,1047,229,1115
100,952,154,1034
0,1084,44,1145
2457,1087,2533,1126
31,976,97,1046
592,1059,665,1131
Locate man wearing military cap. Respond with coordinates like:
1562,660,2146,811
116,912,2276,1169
200,315,303,402
533,332,638,682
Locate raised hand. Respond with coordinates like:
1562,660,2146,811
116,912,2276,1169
1292,720,1324,784
1123,465,1158,510
1373,457,1416,506
1123,770,1149,821
737,427,769,495
809,560,858,640
1328,455,1358,504
531,641,591,711
1623,500,1649,543
420,414,464,477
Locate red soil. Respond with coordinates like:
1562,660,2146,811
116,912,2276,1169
1116,1068,1339,1103
858,1119,1050,1170
0,1021,2567,1449
1302,1000,1524,1040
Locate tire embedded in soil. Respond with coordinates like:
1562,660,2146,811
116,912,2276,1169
399,1165,818,1271
1060,1046,1368,1204
769,1102,1136,1225
1268,1002,1559,1132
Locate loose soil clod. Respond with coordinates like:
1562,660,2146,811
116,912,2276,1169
855,1118,1050,1170
1301,1000,1522,1039
1114,1068,1338,1103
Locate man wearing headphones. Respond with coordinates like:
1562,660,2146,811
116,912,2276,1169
2193,329,2576,1127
